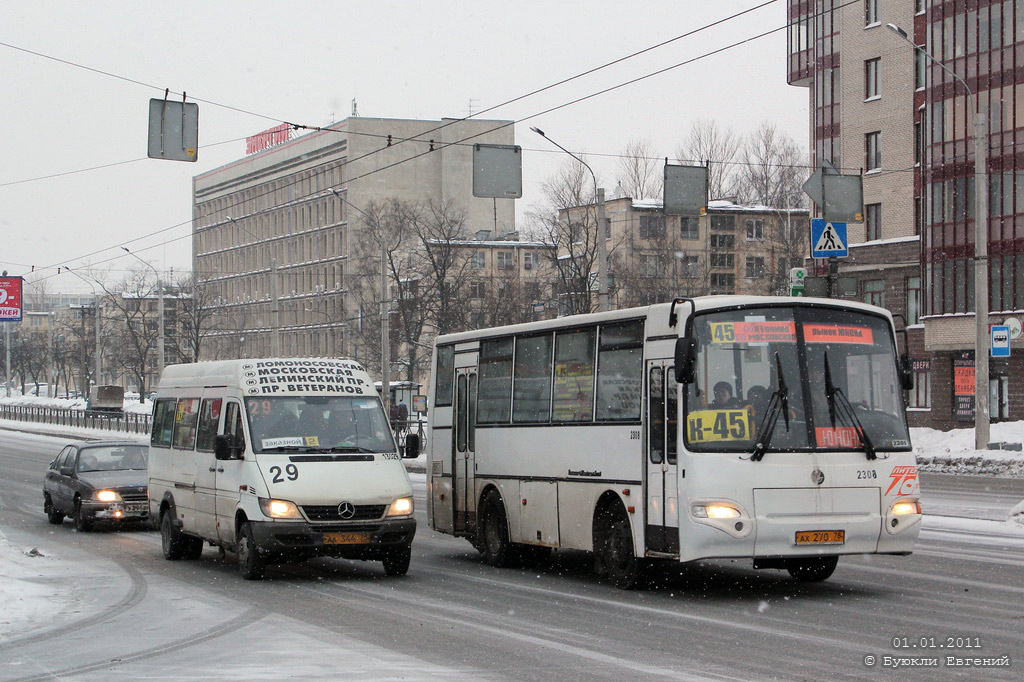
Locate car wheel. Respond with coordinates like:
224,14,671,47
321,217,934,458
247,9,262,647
160,508,186,560
786,556,838,582
479,490,516,567
598,506,646,589
44,495,64,525
237,522,265,580
73,498,93,532
382,545,412,576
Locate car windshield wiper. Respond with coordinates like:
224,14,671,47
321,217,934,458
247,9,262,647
751,352,790,462
823,352,876,460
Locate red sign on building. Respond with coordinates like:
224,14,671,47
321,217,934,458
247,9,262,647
0,276,24,321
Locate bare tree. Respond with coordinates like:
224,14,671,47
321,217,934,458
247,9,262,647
677,119,741,201
734,122,806,208
173,273,216,362
414,199,474,336
99,267,162,395
615,139,662,200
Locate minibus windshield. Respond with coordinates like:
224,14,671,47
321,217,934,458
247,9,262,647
245,396,396,454
684,306,911,454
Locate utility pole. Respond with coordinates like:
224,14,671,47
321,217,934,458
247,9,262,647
46,312,53,397
380,236,390,416
4,322,11,397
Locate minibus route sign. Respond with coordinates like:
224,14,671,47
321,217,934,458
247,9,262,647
241,359,371,395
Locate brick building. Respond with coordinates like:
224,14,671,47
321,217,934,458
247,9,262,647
787,0,1024,429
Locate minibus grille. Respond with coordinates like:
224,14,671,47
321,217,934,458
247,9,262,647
301,504,388,522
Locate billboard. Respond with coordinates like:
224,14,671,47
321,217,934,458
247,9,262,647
0,276,24,321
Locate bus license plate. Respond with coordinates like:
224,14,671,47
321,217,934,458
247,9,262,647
795,530,845,545
323,532,370,545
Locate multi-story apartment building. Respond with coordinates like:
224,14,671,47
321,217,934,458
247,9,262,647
192,116,516,362
787,0,1024,429
559,197,809,308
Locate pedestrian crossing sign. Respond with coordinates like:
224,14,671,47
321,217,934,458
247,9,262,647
810,219,849,258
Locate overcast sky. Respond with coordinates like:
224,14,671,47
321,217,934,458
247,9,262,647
1,0,806,294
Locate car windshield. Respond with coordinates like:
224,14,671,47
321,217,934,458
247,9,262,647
77,445,149,472
684,306,911,454
245,395,396,454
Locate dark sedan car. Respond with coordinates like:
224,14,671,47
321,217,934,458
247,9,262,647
42,441,150,531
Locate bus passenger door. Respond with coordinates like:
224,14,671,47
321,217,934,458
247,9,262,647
452,369,477,536
645,361,679,555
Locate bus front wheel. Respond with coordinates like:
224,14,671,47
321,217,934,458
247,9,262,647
479,490,516,567
786,555,838,582
598,507,646,589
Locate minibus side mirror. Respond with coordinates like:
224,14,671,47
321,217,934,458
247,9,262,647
674,337,697,384
403,434,420,460
899,354,914,391
214,435,243,461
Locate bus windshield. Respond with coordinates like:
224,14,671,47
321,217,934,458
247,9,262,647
245,396,396,454
684,306,911,454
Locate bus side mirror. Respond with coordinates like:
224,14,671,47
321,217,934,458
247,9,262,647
674,337,697,384
403,434,420,460
899,354,914,391
215,435,242,460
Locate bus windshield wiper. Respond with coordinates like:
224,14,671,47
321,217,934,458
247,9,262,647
823,353,876,460
751,352,790,462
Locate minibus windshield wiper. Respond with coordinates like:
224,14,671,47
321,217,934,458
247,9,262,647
751,352,789,462
823,353,876,461
260,445,307,452
311,446,377,454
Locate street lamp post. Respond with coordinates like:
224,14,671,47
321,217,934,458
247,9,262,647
530,127,610,313
887,24,989,450
65,267,102,393
121,247,165,384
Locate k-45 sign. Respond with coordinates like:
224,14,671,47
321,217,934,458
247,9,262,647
0,277,24,321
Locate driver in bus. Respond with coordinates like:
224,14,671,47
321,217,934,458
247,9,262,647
711,381,741,409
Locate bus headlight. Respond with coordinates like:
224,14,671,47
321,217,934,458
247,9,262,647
689,500,751,539
386,497,414,517
259,498,302,519
891,501,921,515
96,490,121,503
885,498,922,535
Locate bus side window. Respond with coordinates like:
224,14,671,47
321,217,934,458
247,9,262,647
224,402,246,453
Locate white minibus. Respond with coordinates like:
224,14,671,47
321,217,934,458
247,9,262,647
427,297,921,588
148,358,418,579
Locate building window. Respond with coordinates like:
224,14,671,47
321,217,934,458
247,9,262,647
907,276,921,325
864,0,878,26
710,234,735,250
864,57,880,99
710,273,735,294
865,203,882,241
865,131,881,171
679,216,699,240
745,218,764,241
745,256,765,279
523,252,540,271
640,254,661,277
864,279,885,308
638,215,665,238
909,359,931,409
497,251,514,270
471,251,486,269
680,255,699,278
710,253,734,269
469,281,485,299
915,48,926,89
710,215,735,231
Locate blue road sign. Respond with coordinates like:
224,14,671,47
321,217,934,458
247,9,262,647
992,325,1010,357
810,219,849,258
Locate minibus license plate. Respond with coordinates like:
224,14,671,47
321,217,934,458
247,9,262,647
795,530,845,545
324,532,370,545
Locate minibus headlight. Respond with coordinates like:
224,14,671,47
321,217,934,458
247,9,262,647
96,490,121,503
386,497,414,517
259,498,302,519
891,500,921,515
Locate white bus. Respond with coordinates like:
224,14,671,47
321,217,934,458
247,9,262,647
426,296,922,588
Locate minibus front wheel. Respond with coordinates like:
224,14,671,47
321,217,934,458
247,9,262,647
382,545,411,576
237,522,266,581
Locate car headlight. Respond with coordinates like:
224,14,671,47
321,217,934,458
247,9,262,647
259,498,302,519
96,490,121,503
386,496,414,517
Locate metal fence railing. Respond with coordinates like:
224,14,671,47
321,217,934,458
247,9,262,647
0,405,152,435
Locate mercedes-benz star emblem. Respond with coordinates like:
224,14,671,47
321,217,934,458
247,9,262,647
337,501,356,519
811,468,825,486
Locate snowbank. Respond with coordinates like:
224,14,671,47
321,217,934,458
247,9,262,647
912,421,1024,477
0,394,152,414
0,532,74,642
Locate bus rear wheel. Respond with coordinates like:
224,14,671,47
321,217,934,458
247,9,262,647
786,555,838,582
598,507,646,589
479,490,516,567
